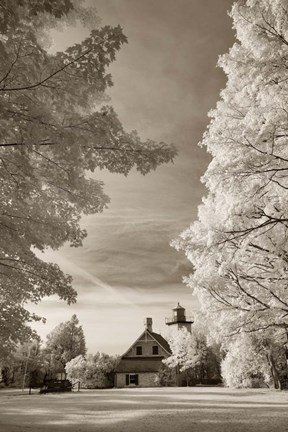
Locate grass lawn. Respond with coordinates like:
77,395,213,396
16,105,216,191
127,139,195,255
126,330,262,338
0,386,288,432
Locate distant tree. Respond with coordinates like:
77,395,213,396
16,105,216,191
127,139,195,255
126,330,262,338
173,0,288,365
163,327,222,385
191,334,222,384
44,315,86,374
64,354,86,390
221,332,288,390
221,334,270,389
0,0,177,360
154,364,175,387
85,352,120,388
1,341,44,391
65,352,119,389
163,328,200,385
204,342,223,382
1,366,10,386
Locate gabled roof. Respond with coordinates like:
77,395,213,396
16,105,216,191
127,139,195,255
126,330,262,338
121,330,146,357
148,331,171,355
173,302,185,310
121,329,171,358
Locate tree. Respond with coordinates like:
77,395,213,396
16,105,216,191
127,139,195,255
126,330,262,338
221,334,271,389
163,328,200,385
164,327,222,385
154,364,175,387
220,332,288,389
0,1,177,360
84,352,119,389
44,314,86,374
173,0,288,363
1,341,44,391
191,333,222,384
64,354,86,390
65,352,119,389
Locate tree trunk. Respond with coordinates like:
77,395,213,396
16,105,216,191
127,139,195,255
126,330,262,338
267,353,282,390
284,329,288,389
22,349,31,392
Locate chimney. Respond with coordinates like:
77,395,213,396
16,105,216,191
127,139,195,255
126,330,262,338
144,317,153,332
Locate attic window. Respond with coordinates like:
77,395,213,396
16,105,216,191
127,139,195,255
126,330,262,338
136,346,142,355
152,345,159,355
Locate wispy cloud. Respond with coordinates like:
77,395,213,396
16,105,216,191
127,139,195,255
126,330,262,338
34,0,234,354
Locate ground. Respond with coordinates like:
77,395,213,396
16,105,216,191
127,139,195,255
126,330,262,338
0,386,288,432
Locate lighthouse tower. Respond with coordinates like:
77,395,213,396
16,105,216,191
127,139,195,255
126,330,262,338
165,303,193,333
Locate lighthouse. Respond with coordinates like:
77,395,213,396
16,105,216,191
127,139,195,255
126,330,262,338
165,303,193,333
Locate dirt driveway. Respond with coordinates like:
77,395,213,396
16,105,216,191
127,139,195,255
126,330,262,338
0,386,288,432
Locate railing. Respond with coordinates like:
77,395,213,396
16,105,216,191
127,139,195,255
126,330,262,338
165,316,193,324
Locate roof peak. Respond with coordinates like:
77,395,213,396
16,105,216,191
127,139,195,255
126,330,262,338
173,302,185,310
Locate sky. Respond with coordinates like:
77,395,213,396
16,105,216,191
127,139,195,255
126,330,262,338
31,0,235,355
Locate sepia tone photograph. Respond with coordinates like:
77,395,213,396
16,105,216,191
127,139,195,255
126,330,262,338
0,0,288,431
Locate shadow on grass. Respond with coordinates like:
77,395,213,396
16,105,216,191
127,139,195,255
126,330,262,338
0,389,288,432
1,404,288,432
1,388,288,432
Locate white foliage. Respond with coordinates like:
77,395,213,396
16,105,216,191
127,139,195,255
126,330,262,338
163,328,200,372
65,354,87,386
221,335,271,388
174,0,288,346
65,352,119,389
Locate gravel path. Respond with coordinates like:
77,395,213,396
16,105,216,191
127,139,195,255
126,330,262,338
1,386,288,432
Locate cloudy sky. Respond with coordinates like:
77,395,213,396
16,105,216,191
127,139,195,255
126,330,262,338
31,0,235,355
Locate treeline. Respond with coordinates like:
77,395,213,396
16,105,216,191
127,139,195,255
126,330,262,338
161,326,288,389
156,328,222,387
0,315,119,390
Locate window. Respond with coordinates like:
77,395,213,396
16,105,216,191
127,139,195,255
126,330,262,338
136,346,142,355
152,345,159,355
129,374,138,385
126,374,139,385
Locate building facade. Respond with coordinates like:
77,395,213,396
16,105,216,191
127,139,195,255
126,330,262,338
114,318,172,388
115,304,193,388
